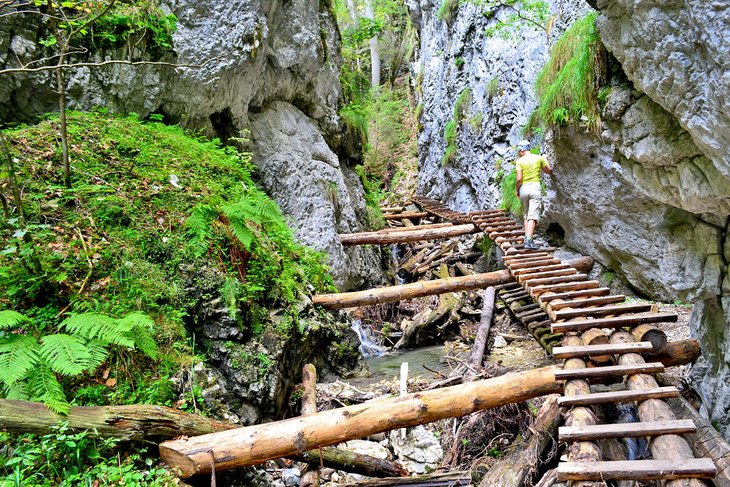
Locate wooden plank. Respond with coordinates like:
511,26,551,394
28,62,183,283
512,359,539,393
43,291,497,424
551,302,654,320
557,459,716,481
507,258,561,270
530,280,602,297
551,312,678,333
559,419,697,442
554,362,665,381
557,386,680,407
383,211,429,220
512,263,571,276
503,253,550,264
489,230,524,239
538,287,612,303
505,247,556,255
518,269,577,283
547,294,626,311
339,224,479,246
525,274,588,289
552,342,654,359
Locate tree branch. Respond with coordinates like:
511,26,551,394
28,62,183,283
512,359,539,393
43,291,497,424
0,58,215,76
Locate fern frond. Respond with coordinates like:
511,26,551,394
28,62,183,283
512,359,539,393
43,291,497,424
40,334,94,376
0,310,31,330
0,334,40,385
117,312,158,359
2,379,29,400
186,204,218,257
227,219,255,250
27,362,70,414
60,314,134,348
85,339,110,371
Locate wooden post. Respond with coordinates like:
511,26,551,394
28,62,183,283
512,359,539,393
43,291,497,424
466,287,495,379
159,366,565,478
300,364,320,487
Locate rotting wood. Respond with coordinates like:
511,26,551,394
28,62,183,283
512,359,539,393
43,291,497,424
159,366,567,477
466,287,495,379
0,399,235,441
339,223,479,246
477,394,561,487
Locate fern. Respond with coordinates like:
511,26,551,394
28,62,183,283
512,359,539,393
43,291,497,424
117,312,158,359
85,339,111,371
40,334,94,376
187,204,217,257
0,310,31,330
27,363,70,414
0,334,39,385
61,313,135,348
2,380,29,400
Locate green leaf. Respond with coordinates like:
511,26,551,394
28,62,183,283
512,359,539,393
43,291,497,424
60,313,134,348
40,334,93,376
27,363,70,414
0,334,39,385
0,310,31,330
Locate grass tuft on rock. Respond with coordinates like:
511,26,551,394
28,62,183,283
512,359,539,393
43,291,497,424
527,12,607,133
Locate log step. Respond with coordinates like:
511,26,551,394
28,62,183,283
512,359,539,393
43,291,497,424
557,459,716,481
558,386,680,407
507,258,561,270
512,263,572,276
554,362,664,381
503,252,550,264
530,280,601,297
519,269,578,283
538,287,612,303
505,247,556,255
525,274,588,289
547,294,626,311
558,419,697,442
513,303,541,315
551,312,678,333
552,342,654,359
550,302,655,321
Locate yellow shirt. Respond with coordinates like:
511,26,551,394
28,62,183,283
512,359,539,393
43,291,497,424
516,153,547,184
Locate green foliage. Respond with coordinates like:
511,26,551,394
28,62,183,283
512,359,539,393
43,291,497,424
355,165,386,230
486,75,499,98
468,113,483,133
436,0,460,23
0,310,157,414
473,0,551,40
0,423,177,486
441,87,471,166
527,12,607,133
455,57,465,68
499,169,522,216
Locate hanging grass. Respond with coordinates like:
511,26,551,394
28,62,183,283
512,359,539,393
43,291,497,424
527,12,607,134
441,87,471,166
500,169,522,217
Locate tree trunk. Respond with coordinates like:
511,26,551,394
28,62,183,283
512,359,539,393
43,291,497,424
0,399,234,441
466,287,495,378
312,257,593,309
159,366,565,478
300,364,320,487
364,0,380,89
0,130,24,222
294,447,408,478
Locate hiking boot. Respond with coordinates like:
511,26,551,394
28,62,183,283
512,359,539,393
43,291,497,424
523,238,538,250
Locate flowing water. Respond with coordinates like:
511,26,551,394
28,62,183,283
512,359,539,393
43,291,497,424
364,345,451,382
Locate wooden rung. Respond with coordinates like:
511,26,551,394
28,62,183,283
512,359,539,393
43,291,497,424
551,302,655,321
503,252,550,263
551,312,678,333
508,258,561,270
512,263,571,276
552,342,654,359
502,292,530,303
505,247,556,255
519,309,549,321
557,459,716,481
548,295,626,311
531,280,601,297
538,287,612,303
525,274,588,289
554,362,664,381
559,419,697,442
519,269,578,283
558,386,679,407
513,303,541,315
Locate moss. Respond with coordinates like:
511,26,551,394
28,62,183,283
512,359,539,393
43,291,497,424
486,75,499,98
436,0,459,23
442,87,471,166
527,12,607,134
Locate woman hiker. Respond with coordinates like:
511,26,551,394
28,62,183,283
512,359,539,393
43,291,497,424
514,139,552,250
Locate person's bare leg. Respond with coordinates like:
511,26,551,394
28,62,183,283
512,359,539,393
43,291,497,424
525,219,536,238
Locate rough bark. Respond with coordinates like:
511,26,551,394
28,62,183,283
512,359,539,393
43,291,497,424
466,287,495,378
300,364,320,487
339,223,479,246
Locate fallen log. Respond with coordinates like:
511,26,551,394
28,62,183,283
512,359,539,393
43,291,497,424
477,394,561,487
0,399,235,441
383,211,429,220
339,224,479,246
313,257,593,309
294,446,408,479
159,366,565,478
379,222,453,233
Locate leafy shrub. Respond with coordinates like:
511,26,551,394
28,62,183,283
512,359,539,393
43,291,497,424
441,87,471,166
499,169,522,216
527,12,607,133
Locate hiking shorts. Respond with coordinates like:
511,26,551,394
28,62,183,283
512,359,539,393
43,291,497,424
520,182,542,221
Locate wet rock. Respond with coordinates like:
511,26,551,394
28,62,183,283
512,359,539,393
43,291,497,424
389,425,443,474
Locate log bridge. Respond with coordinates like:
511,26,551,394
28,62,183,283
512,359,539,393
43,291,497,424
158,197,719,484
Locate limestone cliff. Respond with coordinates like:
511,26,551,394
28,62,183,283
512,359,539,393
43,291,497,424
410,0,730,438
0,0,383,290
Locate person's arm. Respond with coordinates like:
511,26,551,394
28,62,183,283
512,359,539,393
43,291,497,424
541,156,552,175
515,165,523,197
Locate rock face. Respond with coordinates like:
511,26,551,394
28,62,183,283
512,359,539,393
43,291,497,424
411,0,730,439
0,0,382,289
